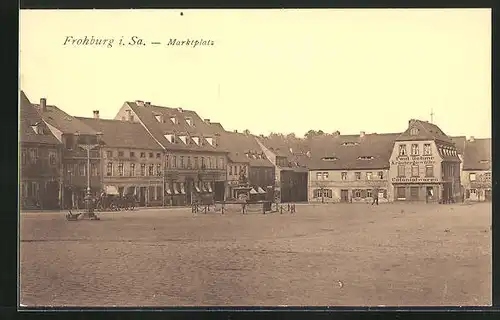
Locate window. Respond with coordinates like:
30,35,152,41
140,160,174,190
170,116,176,124
341,172,347,180
155,115,162,123
229,165,233,175
172,156,177,168
130,151,135,157
106,162,113,176
219,157,224,169
423,144,432,155
91,163,98,176
411,144,419,155
314,189,332,198
165,155,169,168
397,187,406,199
186,118,193,126
79,163,85,176
156,164,162,176
469,173,476,181
355,172,361,180
149,152,154,158
425,165,434,177
141,164,146,176
411,165,419,177
130,163,135,176
399,144,407,156
118,163,124,176
187,156,192,169
378,171,384,179
398,165,405,177
21,149,27,165
410,127,419,135
49,151,57,166
354,190,361,198
140,152,146,158
156,186,162,200
208,157,212,169
148,165,154,176
149,186,155,201
118,151,124,157
106,151,113,158
156,153,161,159
410,186,419,199
484,172,491,180
316,172,322,180
180,156,185,168
366,172,372,180
201,157,205,169
323,172,329,180
367,189,372,198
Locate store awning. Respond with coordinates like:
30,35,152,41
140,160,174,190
173,183,179,194
105,185,119,195
207,182,213,193
180,182,186,194
257,187,266,194
165,184,172,195
249,188,258,194
201,183,207,192
195,183,201,193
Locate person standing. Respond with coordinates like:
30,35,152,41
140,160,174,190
372,187,379,205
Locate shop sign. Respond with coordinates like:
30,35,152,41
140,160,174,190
391,156,435,165
391,177,439,183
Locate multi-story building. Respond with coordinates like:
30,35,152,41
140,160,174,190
214,129,275,200
35,98,103,209
20,91,62,210
114,100,228,205
459,137,491,201
256,135,309,203
308,131,396,203
389,119,461,202
77,112,165,207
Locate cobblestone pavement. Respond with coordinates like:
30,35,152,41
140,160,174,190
20,202,491,307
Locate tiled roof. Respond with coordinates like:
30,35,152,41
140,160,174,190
308,133,400,170
35,102,97,135
76,117,163,150
209,122,225,133
125,102,228,153
216,131,274,167
256,135,311,168
396,119,453,144
450,136,467,155
20,91,61,145
462,138,491,170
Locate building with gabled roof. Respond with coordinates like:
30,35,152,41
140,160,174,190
20,91,62,210
458,137,491,201
77,113,165,207
114,100,229,205
34,97,103,210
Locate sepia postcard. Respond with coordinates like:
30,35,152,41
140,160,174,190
19,8,491,308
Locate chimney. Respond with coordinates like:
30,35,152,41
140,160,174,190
469,136,475,142
177,107,183,113
360,131,365,137
135,100,144,106
234,130,238,133
93,110,100,119
204,119,211,123
40,98,47,112
333,130,340,136
145,101,151,106
259,134,265,138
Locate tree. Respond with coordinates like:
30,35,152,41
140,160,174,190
304,130,325,139
243,129,251,135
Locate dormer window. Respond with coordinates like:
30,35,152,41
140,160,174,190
192,136,200,145
206,137,214,146
170,116,176,124
410,127,419,135
31,124,43,135
179,135,187,144
164,134,175,143
321,157,338,161
186,117,193,126
252,154,257,159
154,114,163,123
342,142,359,146
358,156,374,160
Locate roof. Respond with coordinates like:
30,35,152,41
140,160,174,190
20,91,61,145
35,102,97,135
396,119,453,144
256,135,311,168
125,101,228,153
209,122,225,133
216,131,274,167
76,117,163,150
308,133,400,170
450,136,467,155
462,138,491,170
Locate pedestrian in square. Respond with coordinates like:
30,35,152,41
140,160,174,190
372,187,379,205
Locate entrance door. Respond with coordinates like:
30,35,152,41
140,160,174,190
410,187,419,201
485,189,492,201
185,179,193,204
139,187,146,207
340,189,349,202
214,181,225,201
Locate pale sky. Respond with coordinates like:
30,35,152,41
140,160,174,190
19,9,491,138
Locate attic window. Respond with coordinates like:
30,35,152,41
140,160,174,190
170,116,176,124
154,115,163,123
410,127,419,135
321,157,338,161
31,125,43,135
206,137,214,146
192,136,200,145
164,134,175,143
358,156,374,160
179,135,187,144
186,118,193,126
342,142,358,146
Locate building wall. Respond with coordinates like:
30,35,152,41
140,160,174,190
462,170,492,201
388,140,444,202
308,169,391,203
249,166,275,190
226,162,249,199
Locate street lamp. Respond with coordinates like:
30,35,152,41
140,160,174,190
74,131,103,220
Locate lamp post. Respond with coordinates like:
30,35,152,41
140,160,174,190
74,131,103,219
